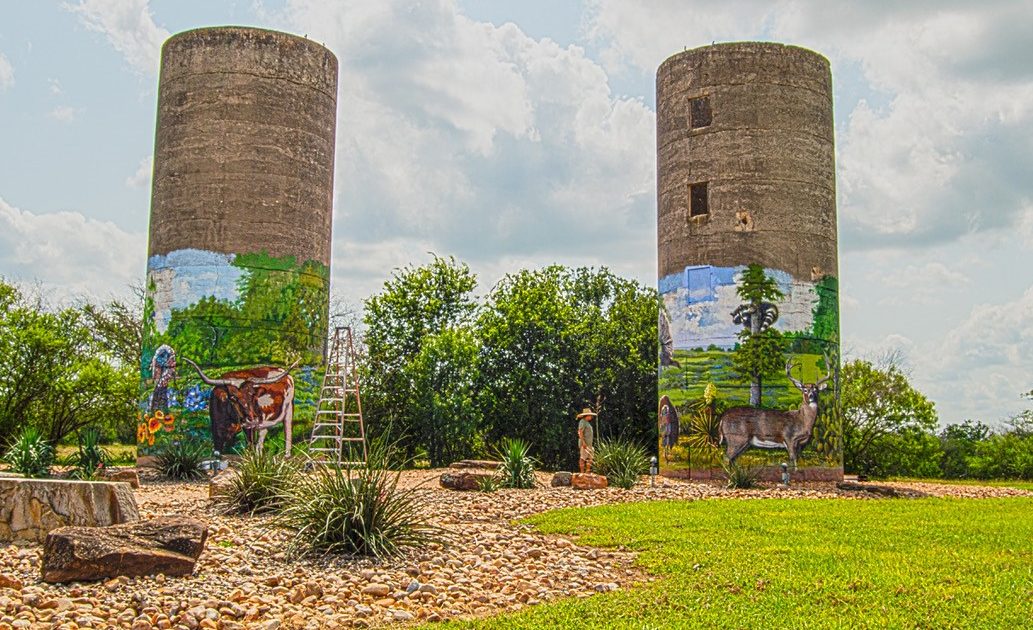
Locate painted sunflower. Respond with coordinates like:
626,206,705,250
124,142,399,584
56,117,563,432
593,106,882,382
147,411,164,434
136,423,148,444
163,414,175,432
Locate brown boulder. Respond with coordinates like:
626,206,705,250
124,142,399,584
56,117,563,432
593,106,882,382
571,473,608,490
42,517,208,583
439,471,494,491
0,478,138,543
550,472,573,487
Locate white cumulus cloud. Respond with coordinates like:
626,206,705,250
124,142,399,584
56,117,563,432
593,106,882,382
64,0,169,75
0,197,145,301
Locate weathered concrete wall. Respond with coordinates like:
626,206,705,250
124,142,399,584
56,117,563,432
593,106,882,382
149,26,337,263
138,27,337,460
657,42,836,280
655,42,842,481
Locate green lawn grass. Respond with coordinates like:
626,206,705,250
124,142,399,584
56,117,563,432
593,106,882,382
437,498,1033,629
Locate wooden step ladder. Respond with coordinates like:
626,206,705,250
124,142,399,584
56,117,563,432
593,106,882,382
308,326,367,466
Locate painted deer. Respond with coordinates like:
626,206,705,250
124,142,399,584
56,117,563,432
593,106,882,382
718,360,831,468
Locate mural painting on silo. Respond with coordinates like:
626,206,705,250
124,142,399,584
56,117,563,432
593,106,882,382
137,27,337,461
656,43,843,481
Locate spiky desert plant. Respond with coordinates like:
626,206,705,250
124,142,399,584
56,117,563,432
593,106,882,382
154,441,207,481
217,446,302,515
277,440,441,558
594,438,650,489
67,427,109,480
3,426,54,478
494,438,537,489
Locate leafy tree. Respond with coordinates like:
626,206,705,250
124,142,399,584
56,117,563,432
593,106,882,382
841,358,937,476
362,256,478,458
730,264,785,406
939,421,991,478
404,327,481,467
0,279,137,445
477,266,657,469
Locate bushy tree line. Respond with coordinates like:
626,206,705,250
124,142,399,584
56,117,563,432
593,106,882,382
361,257,658,470
0,279,139,445
842,358,1033,480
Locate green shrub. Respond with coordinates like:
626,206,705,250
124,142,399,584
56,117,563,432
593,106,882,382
494,438,537,489
476,474,501,493
277,440,440,558
3,426,54,478
217,447,301,515
67,427,109,480
722,460,760,489
595,438,650,489
154,441,207,481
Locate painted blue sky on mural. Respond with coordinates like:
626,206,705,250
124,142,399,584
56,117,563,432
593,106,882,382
147,249,243,334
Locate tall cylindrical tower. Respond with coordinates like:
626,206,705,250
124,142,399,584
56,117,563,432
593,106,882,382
138,27,337,459
656,42,841,481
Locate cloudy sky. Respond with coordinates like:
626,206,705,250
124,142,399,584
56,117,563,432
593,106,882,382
1,1,1031,426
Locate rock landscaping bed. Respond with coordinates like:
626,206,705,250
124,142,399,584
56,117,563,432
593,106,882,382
0,471,1028,629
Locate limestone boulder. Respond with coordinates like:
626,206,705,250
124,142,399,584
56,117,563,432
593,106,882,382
208,468,238,499
439,471,494,491
571,473,608,490
100,469,141,489
550,472,573,487
42,517,208,583
0,478,138,543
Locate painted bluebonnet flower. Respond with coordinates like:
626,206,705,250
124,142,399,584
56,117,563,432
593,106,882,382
183,384,210,412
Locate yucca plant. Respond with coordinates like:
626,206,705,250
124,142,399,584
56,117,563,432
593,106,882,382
4,426,54,478
276,440,441,558
594,438,650,489
154,440,207,481
722,459,761,489
217,447,301,515
494,437,537,489
476,474,501,493
68,427,109,480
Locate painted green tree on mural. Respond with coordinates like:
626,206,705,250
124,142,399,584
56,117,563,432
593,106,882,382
730,264,785,407
141,252,329,373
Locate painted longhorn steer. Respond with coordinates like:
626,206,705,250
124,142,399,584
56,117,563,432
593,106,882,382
718,360,830,468
183,358,298,454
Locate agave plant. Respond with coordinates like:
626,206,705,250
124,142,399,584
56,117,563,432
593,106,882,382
494,438,537,489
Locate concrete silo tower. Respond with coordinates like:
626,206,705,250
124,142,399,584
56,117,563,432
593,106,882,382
656,43,841,481
138,27,337,459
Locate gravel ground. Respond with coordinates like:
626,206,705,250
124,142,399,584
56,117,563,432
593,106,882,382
0,471,1029,629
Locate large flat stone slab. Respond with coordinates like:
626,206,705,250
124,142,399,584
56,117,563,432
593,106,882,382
42,517,207,583
0,478,138,543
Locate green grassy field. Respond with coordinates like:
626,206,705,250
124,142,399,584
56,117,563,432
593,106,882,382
437,498,1033,629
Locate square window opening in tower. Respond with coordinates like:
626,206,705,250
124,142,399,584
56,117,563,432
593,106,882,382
690,96,712,128
690,182,709,217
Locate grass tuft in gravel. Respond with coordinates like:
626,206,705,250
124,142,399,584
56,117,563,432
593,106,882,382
154,440,207,481
217,446,301,515
277,440,441,558
594,438,649,489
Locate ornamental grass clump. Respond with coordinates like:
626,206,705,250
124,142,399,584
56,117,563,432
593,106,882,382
218,447,301,515
495,437,538,489
277,441,441,558
154,441,207,481
595,438,650,489
3,426,54,478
